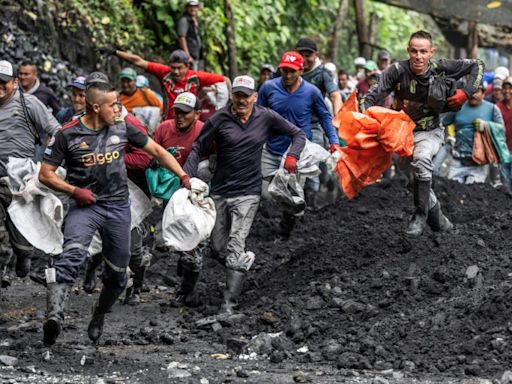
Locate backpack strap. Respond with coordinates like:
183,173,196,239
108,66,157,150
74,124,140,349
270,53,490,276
18,87,41,145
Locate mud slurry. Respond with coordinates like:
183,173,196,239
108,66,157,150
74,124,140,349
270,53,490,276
1,177,512,383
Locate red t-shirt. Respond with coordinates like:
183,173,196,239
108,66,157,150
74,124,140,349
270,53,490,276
152,119,204,166
497,101,512,150
146,62,224,120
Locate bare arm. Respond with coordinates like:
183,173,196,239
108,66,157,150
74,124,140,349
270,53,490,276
116,50,149,70
143,138,187,178
178,37,191,59
39,163,76,195
329,91,342,115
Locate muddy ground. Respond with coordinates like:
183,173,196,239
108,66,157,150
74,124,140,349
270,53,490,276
1,177,512,383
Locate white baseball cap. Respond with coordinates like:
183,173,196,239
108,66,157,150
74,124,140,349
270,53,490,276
0,60,14,82
354,57,366,66
495,66,510,81
232,75,256,95
173,92,199,112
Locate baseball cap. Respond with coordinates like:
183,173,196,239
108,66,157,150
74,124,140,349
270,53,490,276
503,76,512,87
492,78,503,90
136,75,149,88
232,75,256,95
0,60,14,82
278,51,304,71
173,92,199,112
119,67,137,81
495,66,510,81
86,71,110,86
354,57,366,66
68,76,87,90
295,38,318,53
169,49,190,65
377,50,391,60
324,62,337,73
261,64,275,73
363,60,379,72
186,0,199,5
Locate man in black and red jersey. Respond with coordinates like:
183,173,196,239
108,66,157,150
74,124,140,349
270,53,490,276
38,75,191,346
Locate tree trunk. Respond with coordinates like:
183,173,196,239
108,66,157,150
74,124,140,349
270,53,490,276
367,12,379,59
327,0,349,62
354,0,371,58
467,20,479,59
224,0,238,78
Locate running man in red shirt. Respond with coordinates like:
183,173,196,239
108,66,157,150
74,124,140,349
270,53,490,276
97,47,228,120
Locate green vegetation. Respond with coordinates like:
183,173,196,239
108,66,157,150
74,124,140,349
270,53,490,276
41,0,449,76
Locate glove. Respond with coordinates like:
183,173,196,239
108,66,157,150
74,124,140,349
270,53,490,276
283,155,298,174
180,174,191,189
474,118,486,133
447,89,468,110
71,187,96,206
96,46,117,56
148,158,160,169
330,144,341,154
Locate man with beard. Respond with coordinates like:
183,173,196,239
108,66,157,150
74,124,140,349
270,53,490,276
362,30,484,238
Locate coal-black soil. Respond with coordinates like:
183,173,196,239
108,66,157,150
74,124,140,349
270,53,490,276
1,177,512,383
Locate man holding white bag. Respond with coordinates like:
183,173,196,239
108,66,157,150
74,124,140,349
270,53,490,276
184,75,305,314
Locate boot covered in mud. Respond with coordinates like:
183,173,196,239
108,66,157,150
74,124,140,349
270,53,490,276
427,201,454,232
277,212,296,239
15,254,31,278
43,283,71,346
219,269,245,315
87,287,119,343
404,179,431,238
171,267,200,307
124,266,146,306
83,253,102,294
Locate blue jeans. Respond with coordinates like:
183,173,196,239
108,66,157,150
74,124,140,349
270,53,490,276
500,162,512,191
448,159,488,184
55,201,131,295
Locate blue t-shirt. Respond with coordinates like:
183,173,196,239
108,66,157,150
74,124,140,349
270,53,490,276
258,77,338,156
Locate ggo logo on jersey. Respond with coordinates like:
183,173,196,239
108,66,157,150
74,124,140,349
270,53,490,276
81,151,120,167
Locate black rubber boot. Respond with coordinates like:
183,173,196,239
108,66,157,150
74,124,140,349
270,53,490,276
427,202,454,232
43,283,71,346
404,179,431,238
219,269,245,315
278,212,296,239
172,267,200,307
83,253,102,294
124,266,146,306
87,287,119,343
15,254,31,278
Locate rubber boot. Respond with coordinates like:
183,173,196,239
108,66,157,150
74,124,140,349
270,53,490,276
87,287,119,343
124,266,146,306
83,253,102,294
219,269,245,315
172,267,200,307
427,201,454,232
43,283,71,346
278,212,296,239
15,254,31,278
404,179,431,238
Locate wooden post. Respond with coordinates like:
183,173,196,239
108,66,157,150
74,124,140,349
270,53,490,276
467,20,478,59
327,0,349,62
354,0,371,58
224,0,238,79
368,12,380,59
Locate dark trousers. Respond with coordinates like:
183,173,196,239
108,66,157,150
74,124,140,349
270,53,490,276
55,201,131,295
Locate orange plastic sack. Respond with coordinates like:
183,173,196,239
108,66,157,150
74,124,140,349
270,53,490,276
332,96,415,199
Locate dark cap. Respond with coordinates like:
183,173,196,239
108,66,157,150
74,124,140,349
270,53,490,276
169,49,190,65
295,38,318,53
377,50,391,60
86,71,110,86
260,64,275,73
68,76,87,90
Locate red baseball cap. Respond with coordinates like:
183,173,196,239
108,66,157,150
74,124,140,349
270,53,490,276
278,51,304,71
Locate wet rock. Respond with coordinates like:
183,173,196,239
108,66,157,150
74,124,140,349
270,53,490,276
501,370,512,384
0,355,18,366
372,377,389,384
260,311,279,324
322,339,343,361
211,322,222,332
160,334,175,345
466,265,480,279
245,332,280,355
236,369,249,378
305,295,324,310
293,371,311,383
167,361,192,379
465,362,482,376
226,337,248,354
337,352,372,370
270,350,285,363
340,299,366,314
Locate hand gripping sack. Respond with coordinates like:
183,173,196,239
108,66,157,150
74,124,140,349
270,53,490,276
162,178,216,251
